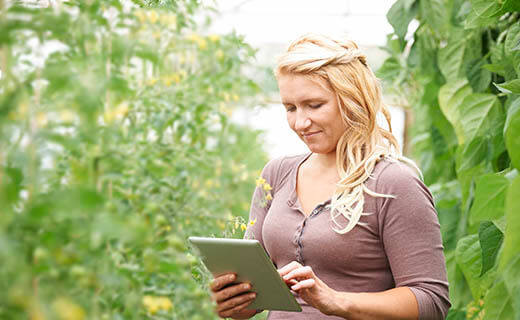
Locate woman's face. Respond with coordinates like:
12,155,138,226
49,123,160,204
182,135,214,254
277,73,347,155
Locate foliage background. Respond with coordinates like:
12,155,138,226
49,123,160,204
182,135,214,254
0,0,268,319
379,0,520,319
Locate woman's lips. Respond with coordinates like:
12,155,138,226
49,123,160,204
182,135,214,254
302,131,320,138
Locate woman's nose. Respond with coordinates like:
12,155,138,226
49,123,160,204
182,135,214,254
294,110,312,131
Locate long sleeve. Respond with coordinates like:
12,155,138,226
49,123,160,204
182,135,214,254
376,161,451,320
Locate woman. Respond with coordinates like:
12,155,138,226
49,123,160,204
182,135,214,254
209,33,450,320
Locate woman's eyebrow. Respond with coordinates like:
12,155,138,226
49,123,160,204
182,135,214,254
282,97,324,105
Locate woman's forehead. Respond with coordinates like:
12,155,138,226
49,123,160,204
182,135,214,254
278,73,334,103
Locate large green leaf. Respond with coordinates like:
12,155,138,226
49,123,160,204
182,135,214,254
466,58,492,92
459,93,500,142
500,175,520,269
478,221,504,276
438,29,466,83
455,234,482,299
495,79,520,94
469,173,509,225
483,280,514,320
439,79,473,144
505,24,520,54
470,0,503,18
386,0,417,39
505,98,520,169
420,0,446,32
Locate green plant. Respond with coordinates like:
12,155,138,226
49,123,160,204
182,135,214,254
0,0,268,318
380,0,520,318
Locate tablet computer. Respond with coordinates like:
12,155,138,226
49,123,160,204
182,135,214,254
188,236,302,312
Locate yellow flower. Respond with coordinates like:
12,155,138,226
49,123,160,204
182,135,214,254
145,78,158,86
249,218,257,226
36,113,48,127
263,183,272,191
232,93,239,101
240,223,247,232
134,10,146,23
197,38,207,50
265,193,272,201
215,49,224,60
208,34,220,42
148,11,158,24
157,297,173,311
234,220,239,229
222,92,231,102
52,297,86,320
255,177,266,187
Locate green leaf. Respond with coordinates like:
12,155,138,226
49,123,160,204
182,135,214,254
503,0,520,12
464,7,497,29
387,0,417,39
420,0,446,33
470,173,509,225
494,79,520,94
466,58,492,92
483,280,514,320
455,234,482,299
438,29,466,82
439,79,473,144
446,309,466,320
470,0,503,18
460,93,500,142
505,98,520,169
457,137,487,172
500,175,520,269
377,57,402,81
505,23,520,54
478,221,504,276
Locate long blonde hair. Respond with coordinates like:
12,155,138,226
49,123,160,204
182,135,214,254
275,33,419,234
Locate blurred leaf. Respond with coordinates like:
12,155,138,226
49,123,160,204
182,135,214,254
455,234,482,299
494,79,520,94
483,280,514,320
459,93,500,142
478,220,503,276
386,0,417,39
500,175,520,269
505,98,520,169
438,79,473,144
470,173,509,225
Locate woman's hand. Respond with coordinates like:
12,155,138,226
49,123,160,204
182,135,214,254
209,273,258,319
278,261,347,316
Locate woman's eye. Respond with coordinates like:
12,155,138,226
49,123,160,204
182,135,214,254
286,107,296,112
310,104,322,109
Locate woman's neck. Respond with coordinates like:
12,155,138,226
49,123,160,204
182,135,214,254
309,151,337,171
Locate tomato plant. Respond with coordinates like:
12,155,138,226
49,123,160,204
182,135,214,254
0,0,268,319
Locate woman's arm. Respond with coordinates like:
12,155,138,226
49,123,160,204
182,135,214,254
333,287,418,320
279,262,419,320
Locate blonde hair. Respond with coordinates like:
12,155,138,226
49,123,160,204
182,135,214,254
275,33,420,234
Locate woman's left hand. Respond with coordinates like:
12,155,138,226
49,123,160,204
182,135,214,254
278,261,343,316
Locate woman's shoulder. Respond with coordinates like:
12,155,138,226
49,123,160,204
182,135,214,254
371,156,425,192
261,153,310,188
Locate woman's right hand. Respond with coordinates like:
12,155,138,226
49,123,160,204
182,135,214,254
209,273,258,319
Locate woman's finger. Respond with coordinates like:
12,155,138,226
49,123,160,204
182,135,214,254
214,282,252,303
216,292,256,313
218,297,256,318
291,278,315,291
210,273,236,292
277,261,302,276
283,265,314,281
